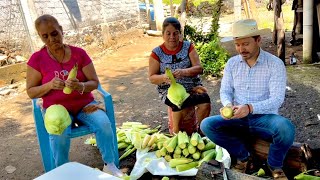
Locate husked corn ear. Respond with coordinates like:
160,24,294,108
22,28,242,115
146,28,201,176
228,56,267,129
142,134,151,149
63,64,78,94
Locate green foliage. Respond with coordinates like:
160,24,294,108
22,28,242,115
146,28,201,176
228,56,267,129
162,0,182,5
191,0,218,7
196,41,229,76
184,0,229,77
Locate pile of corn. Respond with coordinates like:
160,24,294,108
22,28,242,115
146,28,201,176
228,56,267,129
86,122,223,172
154,131,222,172
116,122,162,160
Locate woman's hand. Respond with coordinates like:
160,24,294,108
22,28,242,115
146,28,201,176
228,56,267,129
173,69,187,79
64,78,80,90
50,77,65,90
83,104,105,114
163,74,171,84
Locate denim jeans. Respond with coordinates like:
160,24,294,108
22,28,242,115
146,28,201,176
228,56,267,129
200,114,295,169
42,101,117,168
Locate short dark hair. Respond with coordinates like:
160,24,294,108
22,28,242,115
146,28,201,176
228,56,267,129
35,14,60,32
162,17,181,34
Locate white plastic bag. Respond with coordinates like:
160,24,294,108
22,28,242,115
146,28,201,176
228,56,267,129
129,145,231,180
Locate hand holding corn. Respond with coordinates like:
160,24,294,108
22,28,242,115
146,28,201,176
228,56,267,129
63,64,78,94
50,77,65,90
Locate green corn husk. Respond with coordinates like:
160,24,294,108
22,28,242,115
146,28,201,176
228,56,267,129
165,68,190,108
119,147,136,161
44,104,71,135
215,146,223,161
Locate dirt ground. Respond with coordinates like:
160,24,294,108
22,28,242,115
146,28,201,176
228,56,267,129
1,26,320,179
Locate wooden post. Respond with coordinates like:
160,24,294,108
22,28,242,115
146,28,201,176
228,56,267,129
145,0,151,29
248,0,259,25
153,0,165,31
273,0,286,64
170,0,174,17
234,0,242,21
317,3,320,38
303,0,313,63
179,0,187,40
242,0,251,18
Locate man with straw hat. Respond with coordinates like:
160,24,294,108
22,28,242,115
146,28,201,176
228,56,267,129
200,19,295,179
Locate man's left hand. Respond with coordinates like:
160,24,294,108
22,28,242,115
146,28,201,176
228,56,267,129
232,104,250,119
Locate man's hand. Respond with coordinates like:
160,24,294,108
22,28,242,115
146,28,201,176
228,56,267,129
232,104,250,119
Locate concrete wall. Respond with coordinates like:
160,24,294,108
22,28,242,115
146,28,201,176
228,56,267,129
0,0,140,87
1,0,141,53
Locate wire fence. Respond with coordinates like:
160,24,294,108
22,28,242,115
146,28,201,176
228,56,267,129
0,0,32,62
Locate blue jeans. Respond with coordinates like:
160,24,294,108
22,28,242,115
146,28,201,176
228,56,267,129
200,114,295,169
43,101,117,168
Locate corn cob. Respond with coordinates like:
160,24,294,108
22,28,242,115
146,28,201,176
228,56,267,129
159,147,167,157
203,141,216,151
142,134,151,149
190,132,200,146
197,137,205,150
174,146,182,155
192,151,201,160
187,143,196,154
182,148,189,157
166,135,178,153
178,131,189,149
169,158,193,168
164,154,172,162
155,150,162,158
63,63,78,94
147,134,158,147
201,149,215,159
198,150,216,167
176,162,198,172
173,154,181,159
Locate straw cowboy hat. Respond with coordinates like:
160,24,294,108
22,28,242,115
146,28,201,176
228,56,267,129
221,19,271,42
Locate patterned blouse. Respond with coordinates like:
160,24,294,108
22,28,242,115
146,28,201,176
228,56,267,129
151,41,202,101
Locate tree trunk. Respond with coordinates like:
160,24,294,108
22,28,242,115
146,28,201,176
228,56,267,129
153,0,165,31
145,0,151,29
179,0,187,40
234,0,242,21
170,0,174,16
273,0,286,64
248,0,259,25
242,0,251,18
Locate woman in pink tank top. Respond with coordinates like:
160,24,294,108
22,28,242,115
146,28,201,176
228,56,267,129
26,14,123,177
